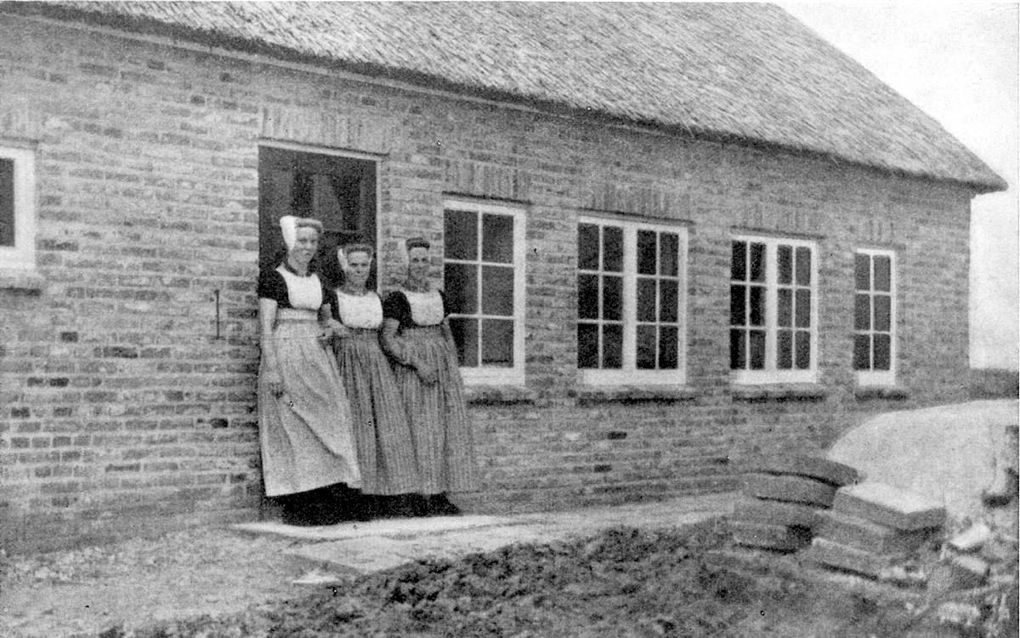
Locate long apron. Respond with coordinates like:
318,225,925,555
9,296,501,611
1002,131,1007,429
257,309,361,497
335,328,421,495
391,325,477,494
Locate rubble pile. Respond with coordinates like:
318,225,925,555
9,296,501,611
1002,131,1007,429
730,455,858,551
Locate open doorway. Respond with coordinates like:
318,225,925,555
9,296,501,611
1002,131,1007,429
258,145,377,289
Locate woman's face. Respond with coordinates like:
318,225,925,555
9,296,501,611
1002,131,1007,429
345,250,372,289
290,227,319,268
407,246,430,283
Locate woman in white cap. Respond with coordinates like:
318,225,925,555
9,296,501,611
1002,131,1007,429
380,237,477,515
256,215,362,525
327,243,420,517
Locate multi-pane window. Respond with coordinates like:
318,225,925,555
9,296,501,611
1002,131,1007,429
730,236,817,383
0,146,36,270
443,200,526,385
577,218,686,385
853,250,896,385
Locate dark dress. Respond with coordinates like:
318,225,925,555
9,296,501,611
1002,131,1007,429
382,289,477,494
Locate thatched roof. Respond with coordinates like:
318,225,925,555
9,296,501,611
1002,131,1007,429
4,1,1006,192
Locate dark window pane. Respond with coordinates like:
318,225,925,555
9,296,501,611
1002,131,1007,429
659,326,678,369
749,286,765,326
731,241,746,281
603,226,623,272
449,317,478,367
481,214,514,263
0,158,13,247
481,319,514,367
749,243,765,282
778,245,792,285
659,279,678,323
638,230,657,275
578,223,599,270
777,288,792,327
853,334,871,370
873,334,891,370
578,323,599,368
730,329,745,370
730,285,746,326
795,247,811,285
637,278,656,322
854,294,871,331
444,263,478,314
795,331,811,369
874,295,891,332
874,255,891,292
661,233,679,277
795,289,811,328
749,330,766,369
777,330,792,369
481,265,514,316
602,324,623,368
578,274,599,320
636,325,656,369
855,253,870,291
444,209,477,260
603,275,622,321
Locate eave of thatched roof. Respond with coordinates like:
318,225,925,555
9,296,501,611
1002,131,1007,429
2,1,1007,193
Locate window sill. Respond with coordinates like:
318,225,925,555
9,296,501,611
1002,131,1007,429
572,386,697,406
0,268,45,292
464,385,536,406
854,385,910,400
731,383,828,402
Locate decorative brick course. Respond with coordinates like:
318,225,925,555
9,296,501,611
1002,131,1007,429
0,16,976,551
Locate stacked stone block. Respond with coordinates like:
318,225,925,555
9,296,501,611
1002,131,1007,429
731,455,859,551
808,481,945,578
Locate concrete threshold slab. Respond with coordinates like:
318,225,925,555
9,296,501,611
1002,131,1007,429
238,492,737,576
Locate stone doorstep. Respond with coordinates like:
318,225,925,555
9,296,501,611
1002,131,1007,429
833,482,946,531
815,509,939,555
730,521,812,552
232,514,529,542
743,473,838,508
806,537,897,579
730,495,821,529
744,455,859,487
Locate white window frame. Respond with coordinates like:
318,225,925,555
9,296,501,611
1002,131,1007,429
854,248,897,387
577,216,688,387
442,198,527,386
730,235,818,385
0,146,37,271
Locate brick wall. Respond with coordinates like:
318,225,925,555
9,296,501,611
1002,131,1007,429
0,16,976,551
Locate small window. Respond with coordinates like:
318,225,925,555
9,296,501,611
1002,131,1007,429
853,250,896,386
0,146,37,270
443,200,526,385
577,217,687,386
730,236,817,384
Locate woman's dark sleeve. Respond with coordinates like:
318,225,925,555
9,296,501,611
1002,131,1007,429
323,287,341,322
382,291,410,328
438,290,450,318
257,268,289,307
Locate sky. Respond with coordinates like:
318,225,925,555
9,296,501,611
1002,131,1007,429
780,2,1019,370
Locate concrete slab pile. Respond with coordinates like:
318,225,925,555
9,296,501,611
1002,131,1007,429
731,455,858,551
807,481,945,578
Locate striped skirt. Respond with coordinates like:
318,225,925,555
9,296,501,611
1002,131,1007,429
391,325,477,494
335,329,421,495
257,311,361,497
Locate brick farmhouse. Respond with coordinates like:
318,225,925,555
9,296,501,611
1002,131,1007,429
0,2,1006,551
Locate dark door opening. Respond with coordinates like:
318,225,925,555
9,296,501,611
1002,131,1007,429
258,146,377,289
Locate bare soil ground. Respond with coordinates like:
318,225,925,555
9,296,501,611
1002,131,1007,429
4,518,1014,638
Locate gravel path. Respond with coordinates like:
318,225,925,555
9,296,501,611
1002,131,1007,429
0,527,322,637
